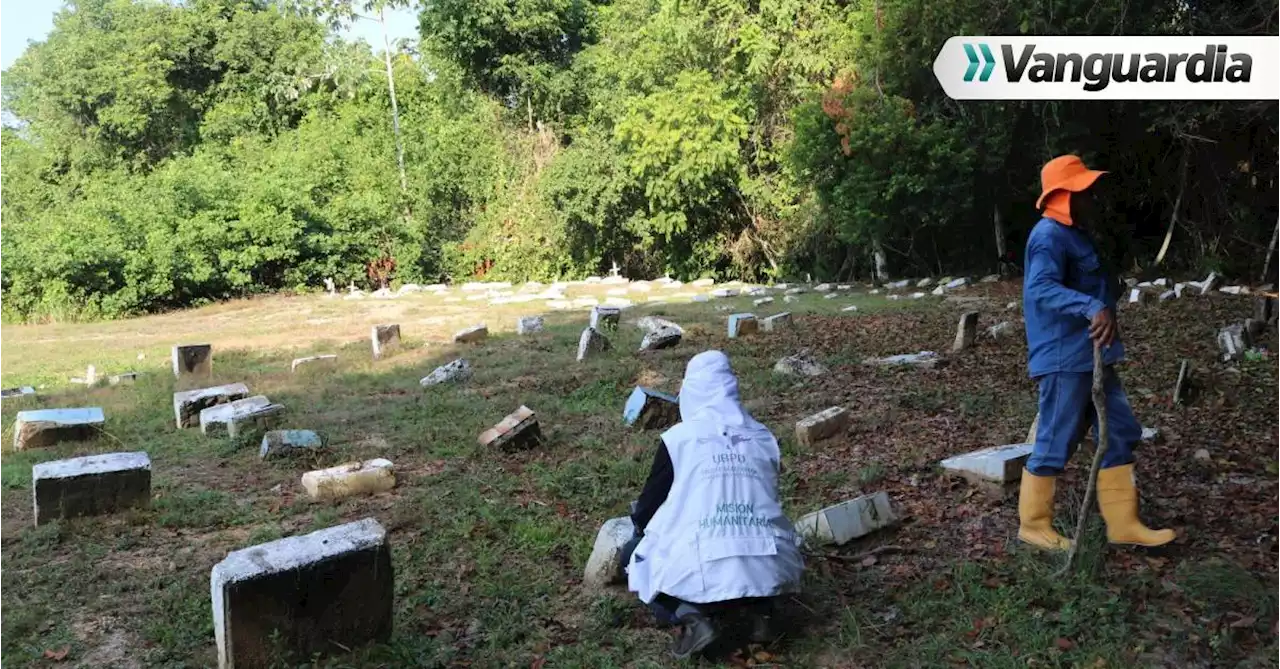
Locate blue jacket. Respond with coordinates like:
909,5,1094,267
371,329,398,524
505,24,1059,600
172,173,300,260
1023,217,1124,377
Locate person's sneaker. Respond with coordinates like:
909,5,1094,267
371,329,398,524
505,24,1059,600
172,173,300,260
670,612,719,659
748,612,776,644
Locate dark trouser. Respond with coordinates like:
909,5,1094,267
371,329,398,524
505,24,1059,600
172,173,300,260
648,594,777,626
1027,368,1140,476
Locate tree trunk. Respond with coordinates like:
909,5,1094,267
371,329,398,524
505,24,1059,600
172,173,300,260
1154,151,1187,266
1262,218,1278,285
872,238,888,283
993,203,1007,274
380,8,408,195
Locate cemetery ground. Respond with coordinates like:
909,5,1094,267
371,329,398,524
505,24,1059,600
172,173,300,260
2,281,1277,668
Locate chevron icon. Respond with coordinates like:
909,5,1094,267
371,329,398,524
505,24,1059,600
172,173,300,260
963,43,996,82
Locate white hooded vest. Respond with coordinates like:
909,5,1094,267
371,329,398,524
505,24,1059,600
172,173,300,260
627,351,803,604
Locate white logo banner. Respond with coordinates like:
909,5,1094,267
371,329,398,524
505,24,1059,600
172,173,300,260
933,36,1280,100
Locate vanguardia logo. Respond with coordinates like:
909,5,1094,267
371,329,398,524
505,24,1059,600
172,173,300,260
934,37,1277,101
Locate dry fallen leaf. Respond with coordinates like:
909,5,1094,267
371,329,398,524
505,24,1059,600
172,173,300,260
1055,637,1075,651
861,555,878,566
43,647,69,661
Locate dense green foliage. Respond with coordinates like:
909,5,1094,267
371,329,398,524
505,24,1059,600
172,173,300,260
3,0,1276,321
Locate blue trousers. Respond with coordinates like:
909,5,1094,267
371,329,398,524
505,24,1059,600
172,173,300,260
1027,368,1140,476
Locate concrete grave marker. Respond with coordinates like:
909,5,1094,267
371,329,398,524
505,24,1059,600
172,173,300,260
172,344,213,379
980,274,999,283
1153,278,1168,287
796,491,898,546
577,327,612,361
14,408,105,451
945,277,969,289
478,406,542,451
783,287,806,296
1200,272,1220,294
291,355,337,373
727,313,758,338
783,295,799,304
516,316,544,335
1173,360,1192,405
623,387,680,430
841,305,859,312
886,279,911,289
761,312,793,332
32,451,150,526
690,278,715,287
940,443,1033,484
453,324,489,344
199,396,273,436
371,325,401,359
639,326,682,352
583,516,636,589
711,288,739,298
1128,288,1145,304
603,297,634,308
636,316,683,334
795,406,850,446
174,383,250,429
1217,323,1250,361
814,283,833,292
774,352,828,377
211,518,393,668
691,295,710,303
987,321,1016,341
301,460,395,501
753,297,774,307
1159,290,1176,301
2,386,37,402
1255,295,1277,325
952,312,979,351
420,358,472,386
260,430,323,460
590,306,622,330
863,351,943,369
917,278,934,288
108,372,139,386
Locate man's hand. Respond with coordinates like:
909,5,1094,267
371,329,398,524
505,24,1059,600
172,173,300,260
1089,307,1116,347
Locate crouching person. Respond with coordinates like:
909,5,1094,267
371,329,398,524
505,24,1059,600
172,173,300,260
625,350,804,659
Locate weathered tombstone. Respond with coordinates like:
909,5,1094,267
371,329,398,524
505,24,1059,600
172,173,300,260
783,295,799,304
291,355,337,373
199,396,273,436
172,344,213,379
931,285,946,296
1159,290,1176,301
917,278,935,288
774,352,828,377
225,404,285,439
211,518,393,668
1199,271,1220,295
1217,323,1250,361
1128,288,1144,304
583,516,635,589
945,277,969,289
32,452,151,526
690,278,715,288
108,372,139,386
987,321,1016,341
1173,360,1192,406
784,287,806,295
795,406,850,446
753,297,774,307
1,386,37,402
636,316,683,334
420,358,472,386
691,294,711,303
478,406,542,451
516,316,544,335
590,306,622,330
814,283,833,292
13,408,105,451
1220,285,1248,295
453,324,489,344
952,312,979,351
940,443,1033,484
623,387,680,430
841,305,859,313
1153,278,1169,287
174,383,251,429
863,351,943,369
371,325,401,359
1254,295,1277,325
761,312,793,332
260,430,323,460
711,288,739,298
727,313,758,338
639,326,682,352
887,279,911,289
301,460,395,501
604,296,634,308
324,277,336,296
1173,282,1187,298
980,274,1000,283
796,492,898,546
577,327,612,361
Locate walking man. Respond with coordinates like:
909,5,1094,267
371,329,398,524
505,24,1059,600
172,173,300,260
1020,154,1176,550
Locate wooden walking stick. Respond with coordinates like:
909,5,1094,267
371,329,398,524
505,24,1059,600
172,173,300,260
1055,343,1108,576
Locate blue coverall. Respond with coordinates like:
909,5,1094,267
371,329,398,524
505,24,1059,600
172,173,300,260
1022,217,1141,475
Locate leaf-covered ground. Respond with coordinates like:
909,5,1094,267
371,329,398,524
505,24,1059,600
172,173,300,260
2,282,1275,668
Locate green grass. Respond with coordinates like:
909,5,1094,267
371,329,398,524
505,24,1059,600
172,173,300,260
1,282,1274,667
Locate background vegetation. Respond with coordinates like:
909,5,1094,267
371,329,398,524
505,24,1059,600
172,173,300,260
3,0,1276,321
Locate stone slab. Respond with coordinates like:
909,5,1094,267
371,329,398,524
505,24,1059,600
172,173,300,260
226,404,286,439
2,386,37,400
291,355,337,372
761,312,792,332
32,451,151,526
636,316,683,334
583,516,636,589
371,324,401,359
301,460,395,501
172,344,213,379
774,353,828,377
108,372,139,386
728,313,758,338
952,312,979,351
260,430,324,459
589,307,622,330
623,387,680,430
753,297,774,306
863,351,943,369
796,491,898,546
174,383,251,429
516,316,544,335
453,324,489,344
13,407,105,451
639,326,681,352
200,396,272,436
211,518,393,668
420,358,472,386
577,327,611,361
795,406,850,447
940,443,1033,483
478,406,542,451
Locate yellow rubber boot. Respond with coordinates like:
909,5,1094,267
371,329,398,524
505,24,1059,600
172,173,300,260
1097,464,1176,547
1017,471,1072,551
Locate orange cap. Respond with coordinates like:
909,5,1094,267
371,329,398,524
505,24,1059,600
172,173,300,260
1036,155,1106,210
